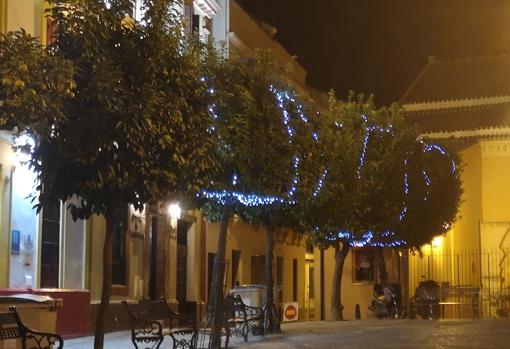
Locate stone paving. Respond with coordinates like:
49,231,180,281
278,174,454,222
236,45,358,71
66,320,510,348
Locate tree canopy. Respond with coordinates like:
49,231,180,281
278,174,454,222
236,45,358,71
0,30,73,137
305,93,461,250
1,1,220,348
32,0,218,218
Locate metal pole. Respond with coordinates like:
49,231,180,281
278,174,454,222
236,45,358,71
149,215,158,300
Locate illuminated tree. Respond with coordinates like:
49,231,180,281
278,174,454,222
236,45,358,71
305,93,461,320
394,140,461,248
15,1,218,348
238,90,326,333
199,50,319,345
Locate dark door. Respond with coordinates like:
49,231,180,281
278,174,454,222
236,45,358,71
207,252,216,301
40,205,60,288
176,220,191,302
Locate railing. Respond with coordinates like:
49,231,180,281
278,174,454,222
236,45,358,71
409,248,510,318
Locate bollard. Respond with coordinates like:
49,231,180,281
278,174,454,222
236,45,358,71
355,304,361,320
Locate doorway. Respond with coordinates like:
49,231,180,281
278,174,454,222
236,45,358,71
176,220,191,303
305,260,315,320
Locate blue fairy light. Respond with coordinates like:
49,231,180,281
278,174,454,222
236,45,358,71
312,169,328,198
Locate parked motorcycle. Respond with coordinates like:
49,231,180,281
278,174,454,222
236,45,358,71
411,279,440,319
369,282,405,319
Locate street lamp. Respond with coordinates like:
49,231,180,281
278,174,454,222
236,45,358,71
168,203,181,229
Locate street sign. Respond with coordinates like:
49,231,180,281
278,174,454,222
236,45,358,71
283,302,299,322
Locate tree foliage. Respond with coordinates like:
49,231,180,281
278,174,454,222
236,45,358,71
1,1,219,348
202,51,307,215
302,92,462,320
305,92,461,249
0,30,73,137
32,0,218,217
395,139,462,247
305,93,404,247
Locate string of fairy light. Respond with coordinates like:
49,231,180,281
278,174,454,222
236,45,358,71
202,85,325,207
323,114,458,247
201,81,458,247
356,114,393,178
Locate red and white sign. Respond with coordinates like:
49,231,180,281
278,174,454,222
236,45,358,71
283,302,299,322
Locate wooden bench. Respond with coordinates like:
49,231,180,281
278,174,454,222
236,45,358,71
0,306,63,349
224,295,264,342
411,285,480,319
123,298,196,349
440,285,480,319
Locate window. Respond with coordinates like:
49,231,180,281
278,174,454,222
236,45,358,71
40,204,61,288
292,259,298,302
192,14,200,34
45,16,57,45
184,3,193,33
231,250,241,288
112,207,127,286
251,255,265,285
276,257,284,303
176,220,191,302
203,16,212,43
308,266,315,299
353,247,375,284
207,252,216,300
276,257,283,286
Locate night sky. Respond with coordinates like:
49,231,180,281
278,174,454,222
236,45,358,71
240,0,510,105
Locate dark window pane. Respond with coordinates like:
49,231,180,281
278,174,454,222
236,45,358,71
112,207,127,285
177,220,191,302
232,250,241,288
207,253,216,300
251,255,265,285
293,259,298,302
40,204,61,288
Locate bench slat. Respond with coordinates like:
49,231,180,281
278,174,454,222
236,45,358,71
0,327,22,340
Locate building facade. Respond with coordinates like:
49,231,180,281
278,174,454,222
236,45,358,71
401,55,510,318
0,1,403,335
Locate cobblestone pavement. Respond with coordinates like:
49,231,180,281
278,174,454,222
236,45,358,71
247,320,510,349
66,320,510,348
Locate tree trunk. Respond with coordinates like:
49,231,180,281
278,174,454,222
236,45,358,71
93,209,115,349
208,206,232,348
264,225,276,333
149,214,158,300
376,248,388,282
330,241,350,320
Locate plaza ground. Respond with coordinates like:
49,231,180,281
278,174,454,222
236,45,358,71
67,319,510,348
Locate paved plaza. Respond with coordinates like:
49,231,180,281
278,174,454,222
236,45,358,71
66,319,510,348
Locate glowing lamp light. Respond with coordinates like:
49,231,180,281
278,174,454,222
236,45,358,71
168,203,181,220
432,236,444,248
168,203,181,230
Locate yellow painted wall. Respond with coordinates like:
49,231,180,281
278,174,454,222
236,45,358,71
87,210,146,302
409,142,483,291
480,140,510,251
453,142,483,251
204,219,310,318
0,135,14,287
1,0,7,33
88,215,106,301
5,0,42,37
0,1,46,288
318,247,402,321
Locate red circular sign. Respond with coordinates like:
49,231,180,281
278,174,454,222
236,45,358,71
285,304,297,319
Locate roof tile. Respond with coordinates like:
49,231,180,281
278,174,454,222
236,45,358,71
402,55,510,104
